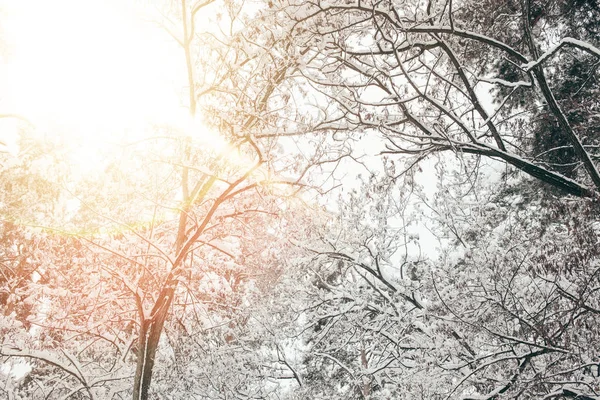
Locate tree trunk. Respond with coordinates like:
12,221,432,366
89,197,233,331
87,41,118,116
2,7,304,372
132,284,176,400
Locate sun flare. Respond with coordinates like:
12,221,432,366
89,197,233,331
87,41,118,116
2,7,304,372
1,0,188,156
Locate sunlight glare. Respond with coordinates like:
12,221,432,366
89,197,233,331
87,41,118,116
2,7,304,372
176,115,259,170
1,0,185,147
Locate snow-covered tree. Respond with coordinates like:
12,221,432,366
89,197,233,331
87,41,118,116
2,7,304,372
288,0,600,197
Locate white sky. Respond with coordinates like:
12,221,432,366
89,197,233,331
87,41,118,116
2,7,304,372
0,0,188,152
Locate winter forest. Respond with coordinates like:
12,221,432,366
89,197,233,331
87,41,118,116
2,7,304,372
0,0,599,399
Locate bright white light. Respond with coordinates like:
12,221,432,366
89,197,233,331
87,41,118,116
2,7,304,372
1,0,186,144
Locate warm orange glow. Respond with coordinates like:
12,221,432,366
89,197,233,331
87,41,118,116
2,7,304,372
0,0,265,238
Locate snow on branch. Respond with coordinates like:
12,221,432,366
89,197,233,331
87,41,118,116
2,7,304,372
521,37,600,71
0,345,94,399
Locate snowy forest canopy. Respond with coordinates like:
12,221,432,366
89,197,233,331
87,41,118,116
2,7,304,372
1,0,600,399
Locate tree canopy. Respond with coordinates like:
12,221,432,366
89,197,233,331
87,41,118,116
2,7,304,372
1,0,599,399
